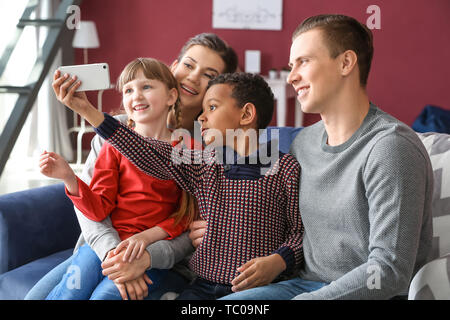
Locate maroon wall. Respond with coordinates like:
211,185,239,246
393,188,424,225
76,0,450,128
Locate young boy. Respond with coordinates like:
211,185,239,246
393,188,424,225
53,72,303,300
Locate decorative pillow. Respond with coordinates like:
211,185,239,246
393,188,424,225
261,127,303,154
408,253,450,300
417,132,450,258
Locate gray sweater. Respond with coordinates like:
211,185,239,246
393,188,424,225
289,103,434,299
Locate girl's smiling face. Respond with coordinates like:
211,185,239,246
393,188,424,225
122,69,176,129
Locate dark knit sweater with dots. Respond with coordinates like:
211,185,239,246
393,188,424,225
95,113,304,285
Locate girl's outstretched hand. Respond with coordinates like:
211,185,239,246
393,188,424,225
52,69,91,114
52,70,104,127
39,150,79,195
39,150,73,180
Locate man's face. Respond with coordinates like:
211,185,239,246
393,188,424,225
287,28,342,114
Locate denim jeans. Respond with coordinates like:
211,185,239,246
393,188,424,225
25,253,189,300
219,277,328,300
176,277,234,300
24,254,74,300
43,244,169,300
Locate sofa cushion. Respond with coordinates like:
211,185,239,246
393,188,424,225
0,249,72,300
413,105,450,134
417,132,450,258
408,253,450,299
262,127,303,154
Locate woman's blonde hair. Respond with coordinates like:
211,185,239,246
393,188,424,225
116,57,198,227
117,57,182,128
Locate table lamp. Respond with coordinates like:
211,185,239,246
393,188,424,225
72,21,99,64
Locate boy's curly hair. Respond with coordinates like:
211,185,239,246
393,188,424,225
207,72,274,129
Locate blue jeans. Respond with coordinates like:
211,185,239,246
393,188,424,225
25,245,189,300
176,277,234,300
219,277,328,300
25,254,74,300
45,244,168,300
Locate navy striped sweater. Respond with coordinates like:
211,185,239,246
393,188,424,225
95,113,304,284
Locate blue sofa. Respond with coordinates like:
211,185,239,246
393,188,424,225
0,127,302,299
0,183,80,299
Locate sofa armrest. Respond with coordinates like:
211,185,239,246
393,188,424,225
0,183,80,274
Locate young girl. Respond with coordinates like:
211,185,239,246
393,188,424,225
40,58,196,300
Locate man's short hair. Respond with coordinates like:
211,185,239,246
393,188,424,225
207,73,274,129
293,14,374,87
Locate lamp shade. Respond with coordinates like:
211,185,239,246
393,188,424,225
72,21,100,48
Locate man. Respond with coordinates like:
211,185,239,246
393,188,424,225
220,14,434,300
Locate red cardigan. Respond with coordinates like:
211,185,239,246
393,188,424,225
67,141,186,241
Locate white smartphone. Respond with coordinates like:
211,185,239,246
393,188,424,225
58,63,110,92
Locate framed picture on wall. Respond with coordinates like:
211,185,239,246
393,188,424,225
212,0,283,30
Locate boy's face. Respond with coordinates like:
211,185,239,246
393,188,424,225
287,28,342,114
198,83,243,146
